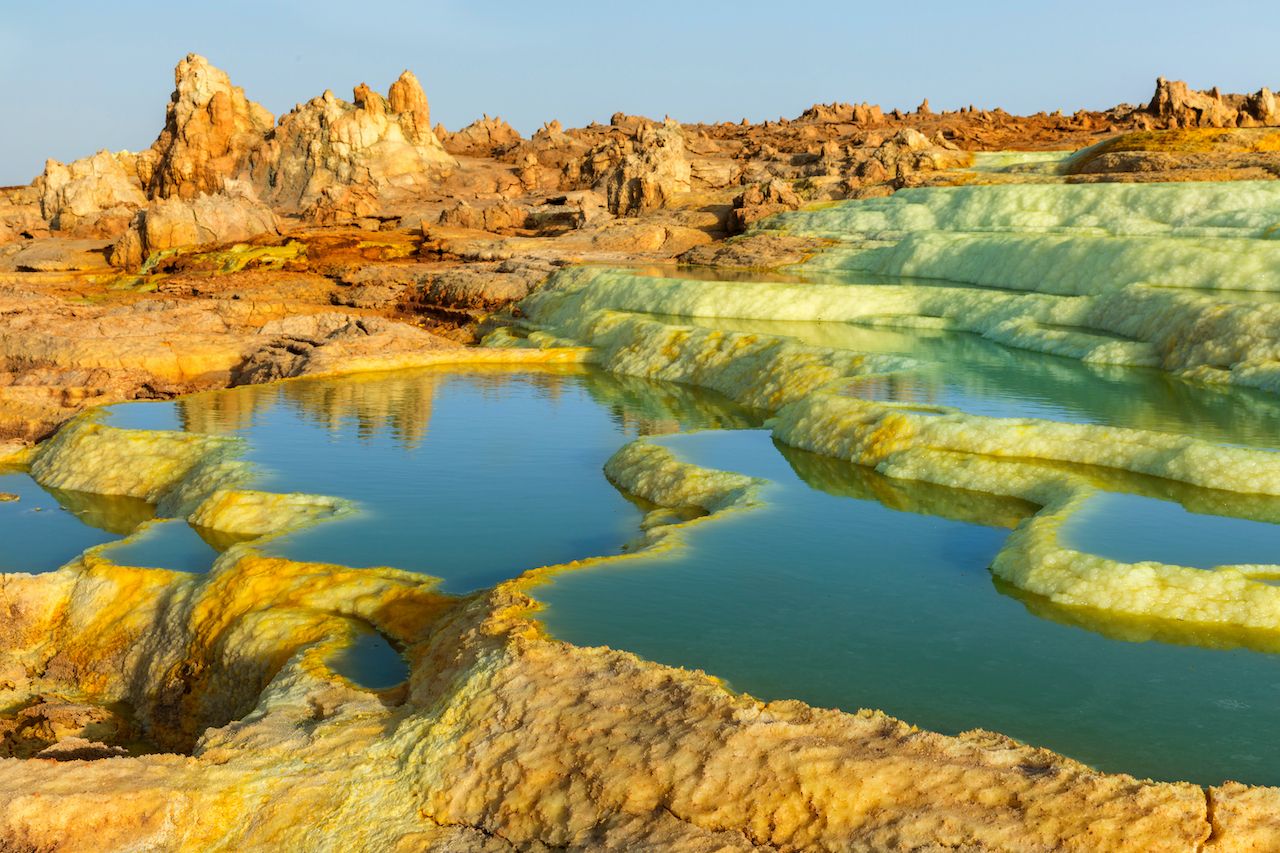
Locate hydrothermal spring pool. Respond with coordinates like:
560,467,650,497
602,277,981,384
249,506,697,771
7,346,1280,785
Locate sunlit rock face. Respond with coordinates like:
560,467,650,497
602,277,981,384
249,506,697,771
597,119,693,215
437,114,524,157
1147,77,1280,128
36,150,148,237
248,72,456,211
141,53,276,200
109,182,281,269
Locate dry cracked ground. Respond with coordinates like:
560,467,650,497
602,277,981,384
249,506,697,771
2,55,1280,850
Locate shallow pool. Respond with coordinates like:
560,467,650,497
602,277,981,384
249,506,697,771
99,366,760,591
539,430,1280,786
10,351,1280,785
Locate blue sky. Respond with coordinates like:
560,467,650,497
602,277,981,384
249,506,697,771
1,0,1277,184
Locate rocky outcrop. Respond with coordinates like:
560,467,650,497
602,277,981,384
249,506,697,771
1147,77,1280,128
797,102,884,125
436,198,530,232
1066,127,1280,182
0,186,44,243
37,150,146,237
302,184,381,226
9,239,112,273
729,178,802,233
140,53,275,200
249,72,456,211
854,128,971,184
233,313,458,383
597,119,692,215
506,120,594,191
437,115,523,157
110,183,279,269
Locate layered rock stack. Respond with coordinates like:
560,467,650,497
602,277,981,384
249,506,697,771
247,71,456,210
598,119,692,215
140,53,276,199
1147,77,1280,128
37,150,146,236
436,115,524,157
29,55,456,267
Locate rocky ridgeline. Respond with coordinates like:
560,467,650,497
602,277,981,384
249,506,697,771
1146,77,1280,128
25,55,457,265
11,55,1280,265
0,56,1278,446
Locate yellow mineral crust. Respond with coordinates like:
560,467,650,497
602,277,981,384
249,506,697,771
187,488,353,536
29,417,248,506
23,414,357,542
0,550,1218,852
522,238,1280,391
284,339,591,381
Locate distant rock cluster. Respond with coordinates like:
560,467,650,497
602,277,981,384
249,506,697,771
1146,77,1279,128
32,54,457,267
17,56,1280,273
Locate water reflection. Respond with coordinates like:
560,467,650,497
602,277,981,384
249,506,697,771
641,313,1280,448
99,366,760,590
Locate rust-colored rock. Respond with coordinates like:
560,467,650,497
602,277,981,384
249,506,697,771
730,178,802,233
1147,77,1280,128
142,53,275,200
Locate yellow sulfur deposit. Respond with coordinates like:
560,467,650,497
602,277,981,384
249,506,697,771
187,488,354,537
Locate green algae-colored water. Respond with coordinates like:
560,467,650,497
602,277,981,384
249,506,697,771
98,366,761,590
538,430,1280,787
8,358,1280,785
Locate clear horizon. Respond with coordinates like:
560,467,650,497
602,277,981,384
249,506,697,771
1,0,1277,184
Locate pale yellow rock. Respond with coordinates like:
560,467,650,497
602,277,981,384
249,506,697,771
249,73,456,210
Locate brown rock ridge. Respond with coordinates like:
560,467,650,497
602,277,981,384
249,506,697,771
437,115,524,157
1147,76,1280,128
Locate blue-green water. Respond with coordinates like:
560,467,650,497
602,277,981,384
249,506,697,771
100,367,760,591
0,467,151,573
648,313,1280,448
11,358,1280,785
538,430,1280,786
329,626,409,690
1062,491,1280,569
99,519,223,573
